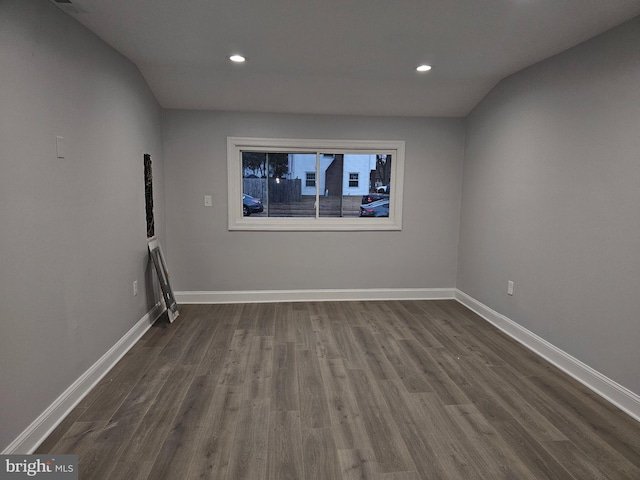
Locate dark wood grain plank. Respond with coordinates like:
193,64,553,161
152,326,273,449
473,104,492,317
337,449,377,480
318,357,381,479
255,302,277,336
195,321,236,377
376,379,449,479
74,439,124,480
186,385,241,480
302,427,343,480
398,339,469,405
453,359,576,479
408,392,498,479
145,374,218,480
310,313,341,360
76,346,160,421
294,306,316,350
298,348,331,429
350,326,397,380
95,362,173,444
542,440,611,480
346,369,415,473
226,398,270,480
237,302,260,330
274,303,298,343
272,342,299,412
363,301,414,338
325,319,367,369
267,410,304,480
528,373,640,477
460,358,568,442
384,300,444,347
318,357,359,451
157,315,206,365
446,403,539,479
245,335,274,402
179,315,220,365
217,328,253,386
46,420,106,455
375,332,433,393
117,365,196,463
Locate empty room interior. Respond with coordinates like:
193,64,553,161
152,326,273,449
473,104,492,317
2,0,640,478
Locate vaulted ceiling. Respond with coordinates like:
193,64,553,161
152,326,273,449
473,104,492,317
56,0,640,116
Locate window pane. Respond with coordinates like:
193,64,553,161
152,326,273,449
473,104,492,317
242,152,267,217
358,154,392,219
317,153,342,217
242,151,316,217
316,153,391,218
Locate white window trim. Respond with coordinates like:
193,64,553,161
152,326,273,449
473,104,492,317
228,137,405,231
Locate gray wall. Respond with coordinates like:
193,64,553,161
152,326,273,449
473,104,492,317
162,111,465,291
0,0,164,450
457,17,640,394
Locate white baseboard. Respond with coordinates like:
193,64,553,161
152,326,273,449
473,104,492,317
175,287,456,304
454,289,640,423
3,303,165,454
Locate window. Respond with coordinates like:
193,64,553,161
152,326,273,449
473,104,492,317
305,172,316,188
228,137,405,231
349,173,359,188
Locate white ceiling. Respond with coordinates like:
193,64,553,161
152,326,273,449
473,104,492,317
59,0,640,117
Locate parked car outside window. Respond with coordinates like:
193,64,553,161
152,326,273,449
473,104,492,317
242,194,263,216
359,198,389,217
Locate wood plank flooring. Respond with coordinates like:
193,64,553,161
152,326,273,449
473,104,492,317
37,300,640,479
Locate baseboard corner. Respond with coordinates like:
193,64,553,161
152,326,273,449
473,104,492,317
3,302,164,454
454,289,640,423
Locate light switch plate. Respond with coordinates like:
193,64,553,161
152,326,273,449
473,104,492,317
204,195,212,207
56,136,65,158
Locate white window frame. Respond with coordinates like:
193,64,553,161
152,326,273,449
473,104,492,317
228,137,405,231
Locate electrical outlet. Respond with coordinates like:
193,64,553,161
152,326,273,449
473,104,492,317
204,195,212,207
133,280,138,297
507,280,514,296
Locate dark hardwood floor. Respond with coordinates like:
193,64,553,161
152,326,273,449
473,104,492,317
36,300,640,479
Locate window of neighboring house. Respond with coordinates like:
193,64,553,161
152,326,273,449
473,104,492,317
349,173,359,188
306,172,316,187
228,137,404,231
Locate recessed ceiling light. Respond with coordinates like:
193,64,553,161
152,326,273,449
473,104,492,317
416,64,432,72
229,55,246,63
